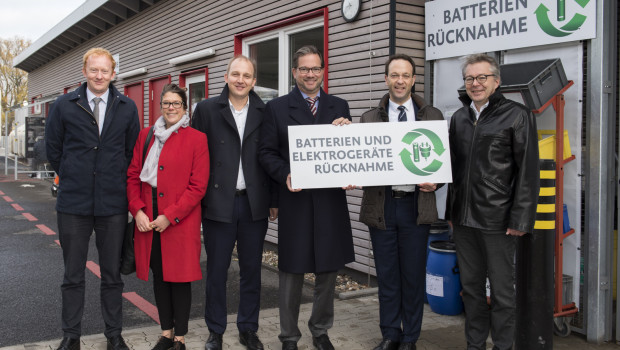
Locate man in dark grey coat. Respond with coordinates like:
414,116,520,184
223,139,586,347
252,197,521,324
192,55,277,350
258,45,354,350
360,54,444,350
45,47,140,350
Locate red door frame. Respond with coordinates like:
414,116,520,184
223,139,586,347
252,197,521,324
124,81,145,127
179,67,209,99
148,75,171,126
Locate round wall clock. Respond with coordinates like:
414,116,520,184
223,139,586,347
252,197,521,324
341,0,361,23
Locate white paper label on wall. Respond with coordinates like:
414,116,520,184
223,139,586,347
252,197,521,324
425,0,597,60
287,121,452,189
426,273,444,297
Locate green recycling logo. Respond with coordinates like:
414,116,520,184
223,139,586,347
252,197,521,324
399,128,446,176
535,0,590,37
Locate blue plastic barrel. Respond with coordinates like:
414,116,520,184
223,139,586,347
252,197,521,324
425,226,450,303
426,240,464,315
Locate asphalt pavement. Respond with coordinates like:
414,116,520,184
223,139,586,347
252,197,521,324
0,154,311,347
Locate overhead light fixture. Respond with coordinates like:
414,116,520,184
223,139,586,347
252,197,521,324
116,67,148,80
169,48,216,66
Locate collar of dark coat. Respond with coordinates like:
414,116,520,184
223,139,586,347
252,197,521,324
69,82,125,114
215,84,266,110
375,93,427,122
215,84,266,140
289,85,327,108
458,88,505,110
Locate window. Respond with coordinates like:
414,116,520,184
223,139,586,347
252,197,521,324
179,68,208,117
236,9,328,102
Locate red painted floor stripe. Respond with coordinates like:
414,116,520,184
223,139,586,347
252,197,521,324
86,261,101,278
36,224,56,235
0,190,4,195
123,292,160,324
22,212,38,221
54,240,60,246
3,196,13,202
11,203,24,211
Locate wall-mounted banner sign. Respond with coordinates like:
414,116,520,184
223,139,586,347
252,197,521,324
425,0,597,60
288,121,452,189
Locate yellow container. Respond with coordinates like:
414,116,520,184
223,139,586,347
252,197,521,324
538,130,571,160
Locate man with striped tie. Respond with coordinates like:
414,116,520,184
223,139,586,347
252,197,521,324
359,54,444,350
259,45,355,350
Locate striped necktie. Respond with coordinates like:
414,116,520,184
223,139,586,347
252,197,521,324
397,105,407,122
305,96,318,117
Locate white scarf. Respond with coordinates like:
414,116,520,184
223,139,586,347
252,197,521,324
140,114,190,187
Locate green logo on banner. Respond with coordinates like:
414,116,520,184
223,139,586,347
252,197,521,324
400,128,445,176
535,0,590,37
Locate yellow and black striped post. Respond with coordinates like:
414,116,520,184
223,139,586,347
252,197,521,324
516,160,555,349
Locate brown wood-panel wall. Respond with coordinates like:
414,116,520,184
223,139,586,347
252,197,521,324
27,0,427,277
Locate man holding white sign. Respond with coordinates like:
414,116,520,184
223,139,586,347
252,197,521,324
359,54,445,350
258,45,354,350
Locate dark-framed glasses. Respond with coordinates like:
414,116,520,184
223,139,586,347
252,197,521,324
463,74,495,85
297,66,323,74
161,101,184,109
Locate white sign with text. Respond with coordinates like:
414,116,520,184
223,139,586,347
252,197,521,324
288,121,452,189
425,0,597,60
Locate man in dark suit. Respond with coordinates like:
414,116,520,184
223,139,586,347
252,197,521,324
258,45,355,350
45,47,140,350
192,55,277,350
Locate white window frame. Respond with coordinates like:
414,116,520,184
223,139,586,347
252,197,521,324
241,18,323,97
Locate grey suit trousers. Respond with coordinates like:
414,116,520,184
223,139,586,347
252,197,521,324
278,270,337,343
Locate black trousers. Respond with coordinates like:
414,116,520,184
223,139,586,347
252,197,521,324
453,225,517,350
150,188,191,336
369,191,429,343
57,212,126,339
203,193,268,334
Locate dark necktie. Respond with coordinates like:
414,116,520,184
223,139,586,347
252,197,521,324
306,96,318,117
92,97,102,134
397,105,407,122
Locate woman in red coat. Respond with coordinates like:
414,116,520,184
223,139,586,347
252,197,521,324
127,84,209,350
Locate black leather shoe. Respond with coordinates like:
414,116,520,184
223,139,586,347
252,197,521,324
57,337,80,350
282,341,298,350
205,332,223,350
312,334,334,350
106,335,129,350
151,336,173,350
239,331,264,350
397,343,416,350
373,339,400,350
170,341,186,350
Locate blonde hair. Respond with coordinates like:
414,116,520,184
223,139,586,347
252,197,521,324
226,55,257,79
82,47,116,70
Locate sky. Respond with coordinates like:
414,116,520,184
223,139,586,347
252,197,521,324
0,0,86,41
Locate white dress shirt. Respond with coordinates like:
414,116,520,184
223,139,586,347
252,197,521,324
86,88,110,135
389,98,416,193
470,101,489,120
229,99,250,190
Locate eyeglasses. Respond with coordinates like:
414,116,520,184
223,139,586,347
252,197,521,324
388,73,413,81
296,66,323,74
463,74,495,85
161,101,184,109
